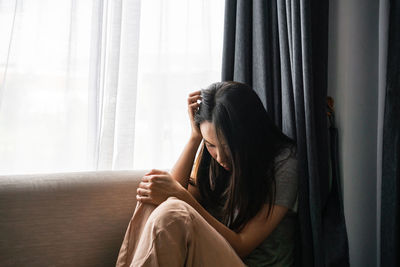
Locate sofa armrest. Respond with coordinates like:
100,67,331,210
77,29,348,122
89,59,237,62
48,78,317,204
0,170,146,267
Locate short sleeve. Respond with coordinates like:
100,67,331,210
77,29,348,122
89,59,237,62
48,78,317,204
273,148,298,211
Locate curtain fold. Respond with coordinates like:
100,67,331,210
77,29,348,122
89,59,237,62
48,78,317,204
222,0,349,266
381,0,400,266
87,0,141,170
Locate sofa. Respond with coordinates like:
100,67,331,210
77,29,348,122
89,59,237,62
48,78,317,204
0,170,147,267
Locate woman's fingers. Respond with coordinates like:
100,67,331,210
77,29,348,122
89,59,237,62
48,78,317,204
187,95,202,104
145,169,167,176
136,194,152,204
137,187,150,196
188,102,200,114
141,176,151,182
141,173,168,184
189,102,200,109
188,90,201,97
138,181,150,189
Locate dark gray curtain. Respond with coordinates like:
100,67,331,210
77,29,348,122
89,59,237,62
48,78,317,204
221,1,349,266
381,0,400,266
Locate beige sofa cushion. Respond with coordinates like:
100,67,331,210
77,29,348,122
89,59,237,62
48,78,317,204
0,170,145,267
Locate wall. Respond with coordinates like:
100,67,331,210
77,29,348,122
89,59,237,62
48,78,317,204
327,0,380,266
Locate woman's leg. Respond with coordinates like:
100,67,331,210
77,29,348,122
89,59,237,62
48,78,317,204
116,201,158,267
116,197,245,267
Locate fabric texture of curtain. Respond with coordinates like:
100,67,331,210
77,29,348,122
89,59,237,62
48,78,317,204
381,0,400,266
221,0,349,266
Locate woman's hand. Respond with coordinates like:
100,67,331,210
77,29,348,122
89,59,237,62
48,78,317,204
136,169,188,205
187,90,202,141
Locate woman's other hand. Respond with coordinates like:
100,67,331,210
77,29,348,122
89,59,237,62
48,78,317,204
136,169,188,205
187,90,202,141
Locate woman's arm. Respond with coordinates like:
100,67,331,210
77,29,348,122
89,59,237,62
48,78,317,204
170,90,203,189
170,136,202,189
178,190,288,258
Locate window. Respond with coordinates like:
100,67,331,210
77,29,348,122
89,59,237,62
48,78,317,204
0,0,225,175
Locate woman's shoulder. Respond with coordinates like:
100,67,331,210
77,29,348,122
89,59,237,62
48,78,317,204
274,146,297,171
273,145,298,210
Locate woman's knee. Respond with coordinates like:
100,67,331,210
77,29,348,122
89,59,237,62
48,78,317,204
159,197,194,212
147,197,196,228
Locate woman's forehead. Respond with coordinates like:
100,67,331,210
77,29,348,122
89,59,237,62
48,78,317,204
200,122,217,141
200,122,227,145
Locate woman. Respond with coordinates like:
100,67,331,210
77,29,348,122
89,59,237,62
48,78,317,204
116,81,298,267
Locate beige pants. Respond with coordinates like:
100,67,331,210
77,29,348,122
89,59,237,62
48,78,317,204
115,196,246,267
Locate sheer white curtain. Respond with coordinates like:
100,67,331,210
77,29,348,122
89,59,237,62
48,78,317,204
133,0,224,169
0,0,224,175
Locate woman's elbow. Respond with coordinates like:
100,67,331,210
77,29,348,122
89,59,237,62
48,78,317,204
232,236,252,259
237,248,252,259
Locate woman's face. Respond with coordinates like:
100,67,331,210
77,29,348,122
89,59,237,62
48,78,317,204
200,121,232,171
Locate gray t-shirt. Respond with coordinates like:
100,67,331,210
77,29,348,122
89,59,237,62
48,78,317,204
243,147,298,267
273,147,298,212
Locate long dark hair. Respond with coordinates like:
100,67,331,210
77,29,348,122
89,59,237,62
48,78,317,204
194,81,295,232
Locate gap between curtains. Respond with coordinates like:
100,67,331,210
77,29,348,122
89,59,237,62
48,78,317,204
381,0,400,266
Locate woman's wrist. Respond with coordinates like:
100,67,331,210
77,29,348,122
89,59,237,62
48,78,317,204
177,186,192,203
189,133,202,144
